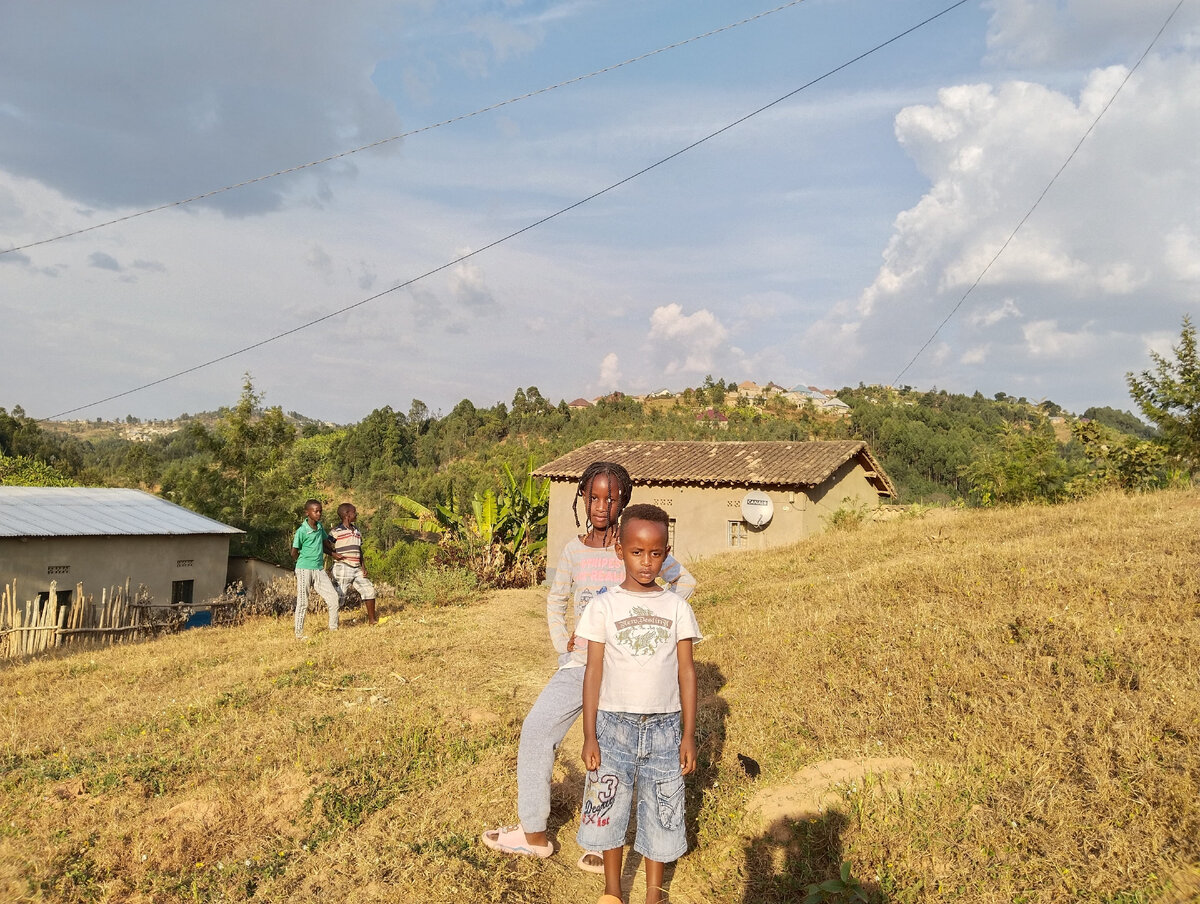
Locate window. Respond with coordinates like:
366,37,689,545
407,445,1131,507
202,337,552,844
667,518,677,549
176,559,194,568
36,589,73,607
46,564,70,575
171,580,194,605
728,520,747,548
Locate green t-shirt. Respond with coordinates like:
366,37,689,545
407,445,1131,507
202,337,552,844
292,520,329,570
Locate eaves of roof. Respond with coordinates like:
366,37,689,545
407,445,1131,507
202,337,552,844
535,440,896,496
0,487,244,538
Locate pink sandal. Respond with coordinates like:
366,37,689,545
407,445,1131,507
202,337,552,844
481,824,554,858
577,851,605,873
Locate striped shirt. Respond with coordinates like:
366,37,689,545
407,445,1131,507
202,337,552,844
329,524,364,567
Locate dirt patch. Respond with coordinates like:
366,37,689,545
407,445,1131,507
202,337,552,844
464,707,501,724
747,757,916,841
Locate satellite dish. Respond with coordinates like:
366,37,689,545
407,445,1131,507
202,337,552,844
740,491,774,527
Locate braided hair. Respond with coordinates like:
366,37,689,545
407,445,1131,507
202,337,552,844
572,460,634,545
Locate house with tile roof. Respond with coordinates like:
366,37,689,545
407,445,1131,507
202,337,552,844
534,439,895,577
0,487,242,609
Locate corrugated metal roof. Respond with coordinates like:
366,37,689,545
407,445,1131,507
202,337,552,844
0,487,243,538
534,440,896,496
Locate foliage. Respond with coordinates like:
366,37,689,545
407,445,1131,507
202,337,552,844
362,537,433,586
158,375,300,559
1126,314,1200,472
0,406,86,475
1081,405,1156,439
0,453,75,486
1065,420,1170,495
393,456,549,588
803,862,869,904
328,405,415,487
960,421,1072,505
8,370,1190,564
840,387,1035,501
391,565,481,608
824,497,870,532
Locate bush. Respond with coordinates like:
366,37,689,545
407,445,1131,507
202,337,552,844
824,497,870,532
393,566,482,608
364,537,434,585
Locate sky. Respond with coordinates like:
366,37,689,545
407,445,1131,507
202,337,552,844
1,0,1197,424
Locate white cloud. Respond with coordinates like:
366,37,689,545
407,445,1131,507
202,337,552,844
647,303,729,375
983,0,1199,67
598,352,621,390
960,345,988,365
833,52,1199,399
449,256,498,310
969,298,1021,327
1164,225,1200,281
1022,320,1098,359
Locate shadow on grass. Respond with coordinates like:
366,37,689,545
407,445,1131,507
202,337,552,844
739,810,882,904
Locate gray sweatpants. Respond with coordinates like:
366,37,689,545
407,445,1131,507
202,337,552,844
294,568,339,637
517,665,585,833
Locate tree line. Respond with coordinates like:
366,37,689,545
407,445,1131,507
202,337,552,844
3,316,1196,585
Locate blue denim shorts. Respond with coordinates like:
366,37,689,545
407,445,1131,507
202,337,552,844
576,710,687,863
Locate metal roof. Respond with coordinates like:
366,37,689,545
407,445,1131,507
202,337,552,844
534,440,896,496
0,487,243,538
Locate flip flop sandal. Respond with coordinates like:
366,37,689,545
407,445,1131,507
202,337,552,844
598,896,624,904
480,824,554,858
577,851,605,873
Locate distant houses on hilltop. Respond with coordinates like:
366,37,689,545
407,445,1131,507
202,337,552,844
567,380,855,416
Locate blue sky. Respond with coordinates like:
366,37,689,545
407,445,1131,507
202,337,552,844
1,0,1197,423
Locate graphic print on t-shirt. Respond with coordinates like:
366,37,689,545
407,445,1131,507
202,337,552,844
614,605,673,657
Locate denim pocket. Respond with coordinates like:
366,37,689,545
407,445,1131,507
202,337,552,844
655,775,686,831
595,711,613,747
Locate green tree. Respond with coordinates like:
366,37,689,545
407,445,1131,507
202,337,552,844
212,375,297,522
1067,420,1167,494
1126,315,1200,471
961,422,1070,505
158,375,298,560
0,454,74,486
1082,406,1155,439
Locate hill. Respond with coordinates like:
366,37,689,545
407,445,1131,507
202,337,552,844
2,489,1197,903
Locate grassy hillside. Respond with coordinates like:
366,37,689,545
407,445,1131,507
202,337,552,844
3,490,1198,903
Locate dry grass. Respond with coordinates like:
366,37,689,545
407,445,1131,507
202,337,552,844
2,489,1198,903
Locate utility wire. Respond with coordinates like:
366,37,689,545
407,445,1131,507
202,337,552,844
2,0,810,258
891,0,1187,386
47,0,971,420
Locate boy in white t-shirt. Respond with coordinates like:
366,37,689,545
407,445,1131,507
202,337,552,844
575,503,702,904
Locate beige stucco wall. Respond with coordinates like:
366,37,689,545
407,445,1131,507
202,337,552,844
544,459,882,580
226,556,292,590
1,534,233,607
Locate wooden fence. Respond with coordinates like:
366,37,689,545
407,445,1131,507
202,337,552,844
0,579,244,661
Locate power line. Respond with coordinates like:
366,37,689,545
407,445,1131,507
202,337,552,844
1,0,811,258
891,0,1187,387
46,0,972,421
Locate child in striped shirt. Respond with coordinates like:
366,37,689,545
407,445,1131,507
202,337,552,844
329,502,377,625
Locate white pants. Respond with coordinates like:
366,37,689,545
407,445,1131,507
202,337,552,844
295,568,339,637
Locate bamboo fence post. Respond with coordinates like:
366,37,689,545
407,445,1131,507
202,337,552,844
14,604,24,657
42,581,56,655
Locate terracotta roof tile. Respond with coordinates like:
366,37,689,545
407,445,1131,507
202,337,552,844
535,440,895,495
